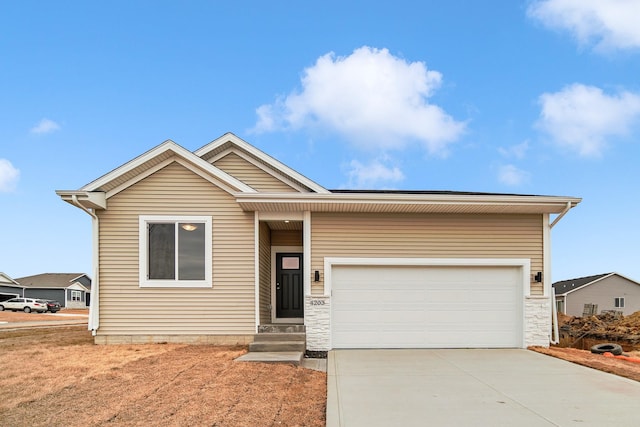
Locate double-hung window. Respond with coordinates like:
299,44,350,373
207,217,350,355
139,216,212,287
71,290,82,301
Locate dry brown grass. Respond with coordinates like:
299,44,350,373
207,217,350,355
0,326,326,426
0,309,88,323
530,346,640,382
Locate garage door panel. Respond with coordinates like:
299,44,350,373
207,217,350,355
331,264,522,349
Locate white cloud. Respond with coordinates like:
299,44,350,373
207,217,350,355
498,164,530,187
0,159,20,192
498,140,529,159
253,46,465,155
30,118,61,134
537,84,640,156
345,158,405,189
528,0,640,51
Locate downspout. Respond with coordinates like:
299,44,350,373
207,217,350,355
70,195,100,336
550,287,560,345
548,202,574,344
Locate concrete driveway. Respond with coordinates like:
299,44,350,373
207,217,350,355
327,349,640,426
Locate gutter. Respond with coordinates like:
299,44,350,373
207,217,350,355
69,195,100,336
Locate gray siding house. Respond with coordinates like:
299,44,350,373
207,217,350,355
553,273,640,317
0,272,23,301
15,273,91,308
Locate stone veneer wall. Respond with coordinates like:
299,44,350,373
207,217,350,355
304,295,331,351
525,297,551,347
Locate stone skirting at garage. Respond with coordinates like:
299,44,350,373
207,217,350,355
303,294,553,350
524,296,552,347
94,334,254,345
304,295,331,351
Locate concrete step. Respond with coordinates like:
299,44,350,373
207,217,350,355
249,341,306,352
258,324,305,333
253,332,306,342
235,351,304,366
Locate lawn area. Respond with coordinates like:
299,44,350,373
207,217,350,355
0,326,326,426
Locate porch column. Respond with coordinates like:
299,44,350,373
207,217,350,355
303,211,311,297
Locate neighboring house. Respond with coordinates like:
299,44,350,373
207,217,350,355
56,133,581,349
553,273,640,317
0,272,23,301
15,273,91,309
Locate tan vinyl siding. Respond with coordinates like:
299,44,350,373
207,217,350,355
271,230,303,247
97,160,255,336
213,152,299,193
259,222,271,324
311,212,544,295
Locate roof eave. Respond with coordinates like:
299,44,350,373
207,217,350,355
235,193,582,214
56,190,107,210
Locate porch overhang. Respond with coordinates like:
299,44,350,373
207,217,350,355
235,193,582,215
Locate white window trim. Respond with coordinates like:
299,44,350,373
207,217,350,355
139,215,212,288
615,297,625,308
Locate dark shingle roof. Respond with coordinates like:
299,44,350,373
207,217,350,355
15,273,89,289
552,273,613,295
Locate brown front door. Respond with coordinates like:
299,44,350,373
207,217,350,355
276,253,303,318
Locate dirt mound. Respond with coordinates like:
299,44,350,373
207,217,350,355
558,310,640,350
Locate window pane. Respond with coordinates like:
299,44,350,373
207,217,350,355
178,223,205,280
282,257,300,270
148,223,175,279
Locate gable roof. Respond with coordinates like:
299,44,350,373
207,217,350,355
551,273,640,296
0,272,21,288
195,133,329,194
15,273,91,290
55,132,582,217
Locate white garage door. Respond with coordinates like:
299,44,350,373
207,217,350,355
331,264,523,348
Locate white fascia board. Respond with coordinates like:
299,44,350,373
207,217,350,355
79,140,256,194
0,272,20,285
236,192,582,212
195,133,329,194
105,157,246,198
68,282,90,292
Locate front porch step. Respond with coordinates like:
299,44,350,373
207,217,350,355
235,351,303,366
249,324,307,354
249,340,306,352
258,324,305,333
253,332,306,342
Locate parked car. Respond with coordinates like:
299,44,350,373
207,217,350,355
42,300,61,313
0,298,48,313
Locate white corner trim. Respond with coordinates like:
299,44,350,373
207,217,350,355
323,257,532,298
254,212,260,332
303,211,311,297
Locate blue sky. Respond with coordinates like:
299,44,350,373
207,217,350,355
1,1,639,282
